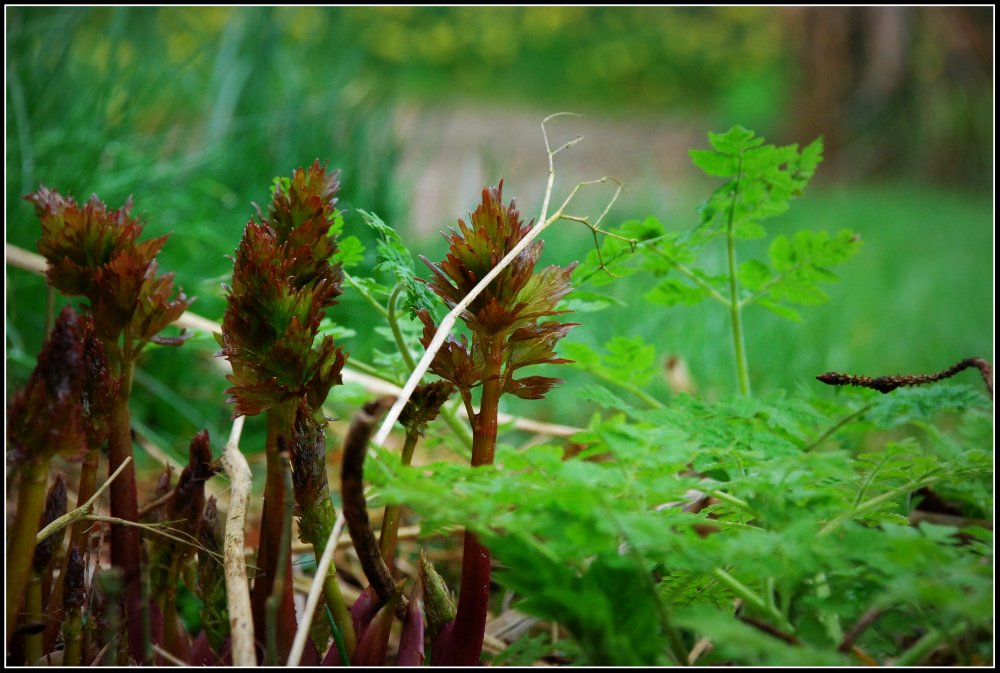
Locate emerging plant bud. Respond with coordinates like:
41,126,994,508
7,306,86,464
62,546,86,612
33,475,68,574
419,550,456,638
396,574,426,666
399,380,456,436
351,585,403,666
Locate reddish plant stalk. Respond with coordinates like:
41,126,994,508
249,402,298,663
418,183,576,665
161,564,183,659
105,350,146,663
219,163,349,660
434,335,503,666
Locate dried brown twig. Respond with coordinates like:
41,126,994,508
817,357,993,399
340,397,409,617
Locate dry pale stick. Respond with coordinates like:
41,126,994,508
217,415,256,668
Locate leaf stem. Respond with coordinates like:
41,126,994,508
388,285,417,372
106,326,145,663
738,257,811,309
894,621,970,666
340,398,410,617
725,157,751,396
803,403,873,452
603,502,688,665
819,473,942,536
24,577,43,663
343,357,399,383
649,248,729,306
379,429,420,564
288,504,350,667
712,567,793,633
435,334,505,665
344,271,390,320
709,489,754,515
587,367,664,409
62,608,82,666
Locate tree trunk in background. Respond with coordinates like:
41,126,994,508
785,7,991,186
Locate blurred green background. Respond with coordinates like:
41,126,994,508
6,7,993,466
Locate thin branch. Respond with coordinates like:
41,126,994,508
5,242,46,274
687,638,714,665
557,177,629,278
151,643,188,666
817,358,994,398
287,503,350,667
79,515,220,558
217,415,256,668
802,403,874,453
572,231,677,286
838,608,884,653
36,457,133,544
539,112,582,225
738,614,800,645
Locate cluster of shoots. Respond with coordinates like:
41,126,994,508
9,187,193,664
9,119,992,668
9,116,620,666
